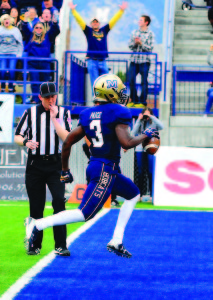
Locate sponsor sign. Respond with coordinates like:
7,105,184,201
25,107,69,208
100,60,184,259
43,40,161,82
68,184,111,208
0,94,14,143
154,146,213,208
0,144,51,200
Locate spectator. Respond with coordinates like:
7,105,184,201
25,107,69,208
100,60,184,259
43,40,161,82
204,82,213,116
69,1,128,94
42,0,63,11
131,108,163,201
22,11,59,103
10,6,19,25
18,1,43,20
43,0,59,22
40,8,60,55
207,0,213,33
26,7,39,31
128,15,154,108
0,14,23,92
0,0,15,17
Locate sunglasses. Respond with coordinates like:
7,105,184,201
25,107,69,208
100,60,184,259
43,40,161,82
35,26,43,29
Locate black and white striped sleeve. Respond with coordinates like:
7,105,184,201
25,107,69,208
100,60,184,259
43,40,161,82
64,109,72,132
15,110,29,137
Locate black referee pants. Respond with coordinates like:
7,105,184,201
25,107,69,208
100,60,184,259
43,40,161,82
25,156,67,250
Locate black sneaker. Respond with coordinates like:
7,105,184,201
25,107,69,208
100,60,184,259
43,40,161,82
24,217,39,252
55,247,70,256
107,242,132,258
27,248,41,255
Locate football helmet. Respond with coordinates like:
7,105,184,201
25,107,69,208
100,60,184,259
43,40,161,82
93,74,129,106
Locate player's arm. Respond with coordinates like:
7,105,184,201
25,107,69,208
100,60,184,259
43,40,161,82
61,125,85,171
115,124,158,150
109,1,127,29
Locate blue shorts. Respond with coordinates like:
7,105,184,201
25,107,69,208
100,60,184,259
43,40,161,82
78,159,140,221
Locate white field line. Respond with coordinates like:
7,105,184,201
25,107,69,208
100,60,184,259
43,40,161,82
0,209,110,300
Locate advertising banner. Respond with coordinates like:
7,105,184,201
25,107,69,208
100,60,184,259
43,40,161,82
0,94,14,143
0,144,51,201
154,146,213,208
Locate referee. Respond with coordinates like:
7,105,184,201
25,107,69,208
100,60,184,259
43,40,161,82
14,82,72,256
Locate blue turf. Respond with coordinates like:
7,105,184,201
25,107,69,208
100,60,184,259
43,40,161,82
15,210,213,300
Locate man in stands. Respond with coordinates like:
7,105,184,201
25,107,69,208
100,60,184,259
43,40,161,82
128,15,154,108
0,0,16,17
69,1,128,95
43,0,59,22
42,0,63,12
18,0,43,20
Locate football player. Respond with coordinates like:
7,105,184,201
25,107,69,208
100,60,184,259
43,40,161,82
25,74,159,258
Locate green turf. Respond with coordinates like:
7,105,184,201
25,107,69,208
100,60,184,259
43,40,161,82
1,200,213,296
0,201,83,296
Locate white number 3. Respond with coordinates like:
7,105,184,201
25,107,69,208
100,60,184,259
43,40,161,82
90,120,103,147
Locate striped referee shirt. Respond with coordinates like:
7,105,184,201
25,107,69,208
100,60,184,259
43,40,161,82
15,104,72,156
128,29,154,63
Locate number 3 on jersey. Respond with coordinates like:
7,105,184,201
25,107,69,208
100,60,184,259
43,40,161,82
90,120,103,147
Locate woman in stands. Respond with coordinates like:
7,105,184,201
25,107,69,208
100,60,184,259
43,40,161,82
131,107,164,202
0,14,23,92
22,11,59,103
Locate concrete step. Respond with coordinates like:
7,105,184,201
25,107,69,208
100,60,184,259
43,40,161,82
175,10,208,17
175,17,209,25
175,24,211,31
174,31,213,40
174,39,212,47
174,47,208,55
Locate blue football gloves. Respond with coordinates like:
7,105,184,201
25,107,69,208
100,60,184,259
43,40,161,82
60,170,74,183
143,128,160,139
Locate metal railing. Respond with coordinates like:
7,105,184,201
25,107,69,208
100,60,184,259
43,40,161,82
0,56,58,104
163,0,176,102
172,64,213,115
64,51,162,109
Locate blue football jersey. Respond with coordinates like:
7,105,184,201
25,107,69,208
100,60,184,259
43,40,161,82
79,103,132,163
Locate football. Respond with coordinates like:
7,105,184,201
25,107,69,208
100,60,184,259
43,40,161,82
142,137,160,155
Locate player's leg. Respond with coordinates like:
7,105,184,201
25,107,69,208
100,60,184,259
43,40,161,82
78,160,116,220
107,173,140,258
25,161,116,250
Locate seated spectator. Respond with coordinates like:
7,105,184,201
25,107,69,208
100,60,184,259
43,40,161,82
0,14,23,92
22,11,59,103
131,108,163,201
18,0,43,20
43,0,59,22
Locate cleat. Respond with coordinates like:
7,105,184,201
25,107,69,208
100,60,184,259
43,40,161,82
54,247,70,256
107,241,132,258
27,247,41,255
24,217,39,252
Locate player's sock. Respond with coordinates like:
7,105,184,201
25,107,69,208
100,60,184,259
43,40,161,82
35,209,85,231
111,194,140,244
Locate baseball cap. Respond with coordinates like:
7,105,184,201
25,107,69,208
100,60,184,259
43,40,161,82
90,17,99,23
40,82,58,97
